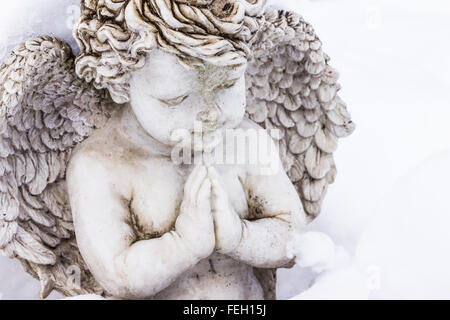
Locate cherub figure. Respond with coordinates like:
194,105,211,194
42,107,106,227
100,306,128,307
0,0,354,299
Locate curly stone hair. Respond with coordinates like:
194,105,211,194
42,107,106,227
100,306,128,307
74,0,265,103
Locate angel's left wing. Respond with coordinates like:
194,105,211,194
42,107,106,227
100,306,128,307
246,10,355,220
0,36,113,298
244,9,354,300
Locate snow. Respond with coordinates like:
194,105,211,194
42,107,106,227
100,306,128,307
0,0,80,61
291,265,369,300
356,151,450,299
1,0,450,299
277,0,450,300
286,232,370,300
287,232,351,273
0,255,62,300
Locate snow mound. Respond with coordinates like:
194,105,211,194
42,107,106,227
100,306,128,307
287,232,369,300
290,151,450,300
287,232,351,273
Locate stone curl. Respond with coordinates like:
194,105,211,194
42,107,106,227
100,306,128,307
75,0,265,103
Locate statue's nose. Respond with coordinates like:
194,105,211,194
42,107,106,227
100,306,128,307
196,92,225,127
196,93,220,123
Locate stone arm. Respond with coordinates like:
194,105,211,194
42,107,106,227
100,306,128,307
210,122,307,269
67,155,214,299
228,168,307,269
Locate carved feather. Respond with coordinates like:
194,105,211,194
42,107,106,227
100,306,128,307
0,36,111,297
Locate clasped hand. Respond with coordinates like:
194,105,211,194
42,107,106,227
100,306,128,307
175,165,243,259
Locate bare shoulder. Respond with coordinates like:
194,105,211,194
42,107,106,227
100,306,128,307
69,127,118,174
237,117,264,131
67,121,136,195
237,118,279,150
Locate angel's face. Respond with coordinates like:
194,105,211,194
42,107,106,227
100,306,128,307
129,49,247,150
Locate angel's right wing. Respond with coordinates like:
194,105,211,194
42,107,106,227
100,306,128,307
0,36,112,298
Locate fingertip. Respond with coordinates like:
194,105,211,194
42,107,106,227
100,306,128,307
200,166,208,178
200,178,212,194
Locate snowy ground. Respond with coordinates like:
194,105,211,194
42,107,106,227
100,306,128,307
1,0,450,300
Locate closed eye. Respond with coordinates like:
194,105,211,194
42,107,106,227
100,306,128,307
159,94,189,107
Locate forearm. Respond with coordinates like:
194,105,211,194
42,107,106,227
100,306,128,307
227,215,295,268
114,231,200,298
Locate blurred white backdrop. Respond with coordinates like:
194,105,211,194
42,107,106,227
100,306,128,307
0,0,449,299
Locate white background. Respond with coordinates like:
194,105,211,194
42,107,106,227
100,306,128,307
0,0,450,299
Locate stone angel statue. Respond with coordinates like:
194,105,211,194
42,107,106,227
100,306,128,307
0,0,354,299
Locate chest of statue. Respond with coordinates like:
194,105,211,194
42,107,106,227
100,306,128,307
128,161,249,239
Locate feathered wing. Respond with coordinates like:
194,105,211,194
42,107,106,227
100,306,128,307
246,10,355,220
0,36,113,298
